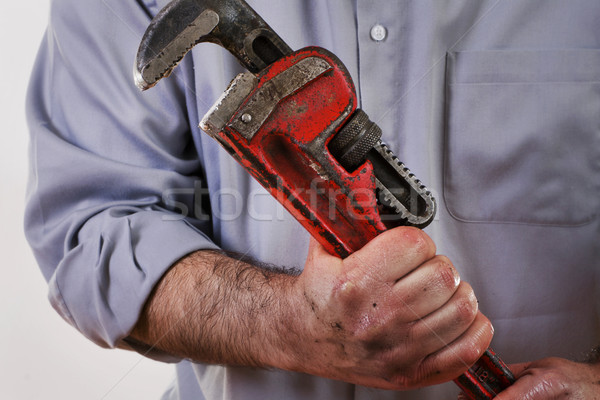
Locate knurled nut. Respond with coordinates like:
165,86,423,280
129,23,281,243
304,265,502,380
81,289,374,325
339,122,382,170
328,109,370,155
329,109,382,171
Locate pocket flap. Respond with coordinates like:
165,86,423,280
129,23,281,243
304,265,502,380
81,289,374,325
449,49,600,84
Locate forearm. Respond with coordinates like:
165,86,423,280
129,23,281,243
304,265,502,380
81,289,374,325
130,250,302,368
130,229,492,391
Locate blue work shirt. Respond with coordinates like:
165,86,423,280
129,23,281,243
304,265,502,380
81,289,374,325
26,0,600,399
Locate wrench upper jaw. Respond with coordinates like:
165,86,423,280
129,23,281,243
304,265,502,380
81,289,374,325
134,0,292,91
134,1,220,91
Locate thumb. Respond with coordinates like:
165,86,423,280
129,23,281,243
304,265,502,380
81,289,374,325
304,235,340,271
492,362,536,400
307,235,327,257
507,362,533,378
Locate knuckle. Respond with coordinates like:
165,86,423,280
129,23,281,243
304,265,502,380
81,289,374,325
413,229,436,258
329,277,365,324
398,227,436,257
333,275,361,302
432,258,460,292
393,290,416,315
454,287,478,325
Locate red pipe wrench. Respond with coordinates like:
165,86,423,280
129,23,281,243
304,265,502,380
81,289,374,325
134,0,514,397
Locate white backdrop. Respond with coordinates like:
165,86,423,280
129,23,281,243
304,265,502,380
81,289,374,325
0,2,175,399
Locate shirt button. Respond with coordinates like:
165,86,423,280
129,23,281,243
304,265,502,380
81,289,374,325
370,24,387,42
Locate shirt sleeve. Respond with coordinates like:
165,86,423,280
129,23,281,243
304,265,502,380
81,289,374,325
24,0,218,350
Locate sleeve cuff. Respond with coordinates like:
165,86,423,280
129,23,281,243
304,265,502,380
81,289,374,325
49,209,219,350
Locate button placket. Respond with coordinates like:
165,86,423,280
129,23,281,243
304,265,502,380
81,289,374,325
356,1,399,150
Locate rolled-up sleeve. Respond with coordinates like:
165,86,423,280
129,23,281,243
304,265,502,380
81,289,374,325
24,0,217,349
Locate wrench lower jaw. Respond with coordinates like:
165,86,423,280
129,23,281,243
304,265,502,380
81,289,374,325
327,109,436,229
369,143,436,229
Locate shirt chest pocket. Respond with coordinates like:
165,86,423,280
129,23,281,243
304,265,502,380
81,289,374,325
444,50,600,225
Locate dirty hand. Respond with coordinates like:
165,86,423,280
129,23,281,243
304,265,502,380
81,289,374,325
490,357,600,399
283,226,493,390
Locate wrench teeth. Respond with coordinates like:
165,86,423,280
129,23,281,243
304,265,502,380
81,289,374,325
146,43,193,87
135,7,220,90
371,142,436,228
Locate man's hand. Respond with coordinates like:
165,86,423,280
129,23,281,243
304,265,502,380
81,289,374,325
491,358,600,399
131,226,493,390
282,227,493,390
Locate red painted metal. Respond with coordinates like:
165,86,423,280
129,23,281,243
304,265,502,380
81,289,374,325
456,349,515,399
211,47,513,399
214,47,386,257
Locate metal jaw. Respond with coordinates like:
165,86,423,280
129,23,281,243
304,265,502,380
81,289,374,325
201,56,332,140
328,109,435,228
200,72,258,138
200,54,436,229
133,0,435,230
134,0,291,90
371,142,436,228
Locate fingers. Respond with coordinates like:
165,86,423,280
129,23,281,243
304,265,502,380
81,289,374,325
390,255,461,320
344,226,437,282
300,227,494,391
304,235,344,276
403,282,479,357
419,312,494,385
506,361,533,378
306,235,336,263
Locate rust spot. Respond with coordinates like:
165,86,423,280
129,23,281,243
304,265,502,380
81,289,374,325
296,104,308,114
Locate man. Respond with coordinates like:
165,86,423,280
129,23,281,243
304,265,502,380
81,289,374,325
25,0,600,399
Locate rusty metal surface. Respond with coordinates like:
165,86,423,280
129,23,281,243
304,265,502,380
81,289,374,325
134,0,291,90
230,57,332,140
200,72,258,137
213,47,379,255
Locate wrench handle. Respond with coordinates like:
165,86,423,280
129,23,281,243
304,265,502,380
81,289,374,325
454,348,515,399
